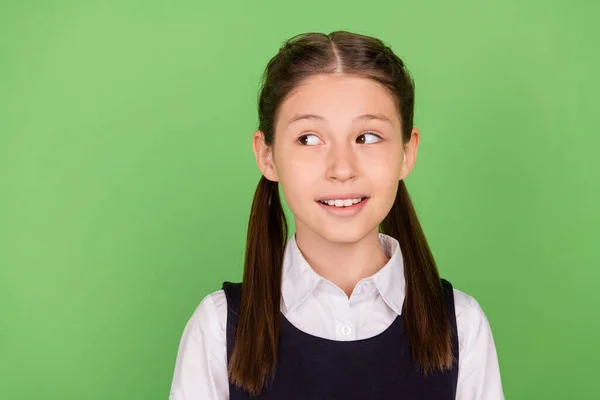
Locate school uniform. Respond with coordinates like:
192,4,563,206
169,233,505,399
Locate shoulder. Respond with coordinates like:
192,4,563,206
451,286,496,354
452,287,486,320
442,280,488,328
185,289,228,342
170,290,230,399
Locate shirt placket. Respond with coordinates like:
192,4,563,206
331,290,356,341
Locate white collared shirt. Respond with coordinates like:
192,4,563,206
169,233,505,399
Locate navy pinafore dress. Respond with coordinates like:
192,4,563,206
222,279,459,399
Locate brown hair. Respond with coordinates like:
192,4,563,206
228,30,452,395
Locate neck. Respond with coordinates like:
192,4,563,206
293,225,390,297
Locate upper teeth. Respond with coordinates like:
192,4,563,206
319,198,365,207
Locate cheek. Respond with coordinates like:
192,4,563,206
276,148,320,191
276,163,319,212
279,169,317,206
365,151,402,182
374,176,400,210
364,153,401,209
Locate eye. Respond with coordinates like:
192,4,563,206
357,131,382,144
298,134,322,146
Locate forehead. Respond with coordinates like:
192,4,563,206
276,73,400,131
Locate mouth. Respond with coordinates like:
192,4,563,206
316,196,369,208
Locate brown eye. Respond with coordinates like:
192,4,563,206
357,132,382,144
298,134,320,146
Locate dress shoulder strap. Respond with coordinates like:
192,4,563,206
440,278,456,325
221,281,242,361
440,278,459,396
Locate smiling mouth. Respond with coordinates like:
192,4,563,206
317,197,368,207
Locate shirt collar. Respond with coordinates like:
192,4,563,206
280,232,406,316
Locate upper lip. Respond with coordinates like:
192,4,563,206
316,193,370,201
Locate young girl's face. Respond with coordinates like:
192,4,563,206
254,73,419,244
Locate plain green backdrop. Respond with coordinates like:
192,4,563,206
1,0,599,399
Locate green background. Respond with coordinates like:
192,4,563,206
1,0,598,399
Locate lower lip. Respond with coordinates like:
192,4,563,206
316,198,369,217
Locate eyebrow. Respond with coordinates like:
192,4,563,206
286,113,395,127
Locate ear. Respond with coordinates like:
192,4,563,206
252,130,279,182
399,127,420,180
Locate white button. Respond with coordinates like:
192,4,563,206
362,282,370,291
341,325,352,336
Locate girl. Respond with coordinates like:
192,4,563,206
170,30,504,399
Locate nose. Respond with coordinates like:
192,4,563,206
326,141,357,182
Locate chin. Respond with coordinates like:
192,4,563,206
291,200,387,245
316,224,376,245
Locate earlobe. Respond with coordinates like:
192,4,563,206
252,130,279,182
